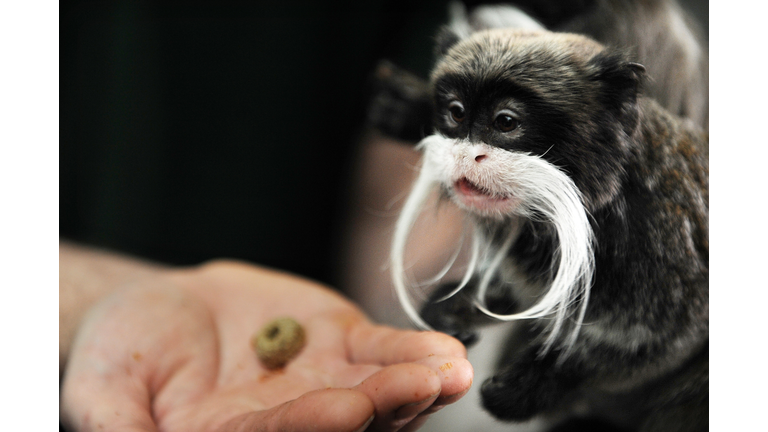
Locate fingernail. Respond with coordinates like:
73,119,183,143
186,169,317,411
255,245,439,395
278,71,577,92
394,392,440,420
353,414,374,432
422,388,471,414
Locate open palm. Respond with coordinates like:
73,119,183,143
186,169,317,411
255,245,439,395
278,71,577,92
61,260,472,432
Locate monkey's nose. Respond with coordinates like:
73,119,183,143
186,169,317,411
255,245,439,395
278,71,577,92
475,154,487,162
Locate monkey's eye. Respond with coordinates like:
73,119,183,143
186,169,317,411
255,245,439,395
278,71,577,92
494,110,520,132
448,101,465,124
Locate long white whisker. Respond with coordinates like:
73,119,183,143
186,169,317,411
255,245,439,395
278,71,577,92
476,224,519,304
391,135,452,330
419,226,466,287
434,218,481,302
470,152,594,352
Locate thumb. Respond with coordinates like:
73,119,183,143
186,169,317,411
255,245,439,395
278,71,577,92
216,388,375,432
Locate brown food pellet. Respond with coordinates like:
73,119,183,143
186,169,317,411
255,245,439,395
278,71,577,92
252,317,306,369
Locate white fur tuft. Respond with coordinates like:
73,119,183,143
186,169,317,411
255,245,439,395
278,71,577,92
392,134,595,353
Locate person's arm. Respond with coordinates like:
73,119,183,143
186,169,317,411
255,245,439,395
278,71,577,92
59,241,165,372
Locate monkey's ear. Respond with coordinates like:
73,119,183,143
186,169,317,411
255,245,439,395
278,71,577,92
588,52,646,135
435,26,463,57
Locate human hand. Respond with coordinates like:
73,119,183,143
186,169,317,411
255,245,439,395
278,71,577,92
60,260,473,432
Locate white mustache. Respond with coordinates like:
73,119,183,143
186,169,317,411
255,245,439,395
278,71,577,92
391,134,595,354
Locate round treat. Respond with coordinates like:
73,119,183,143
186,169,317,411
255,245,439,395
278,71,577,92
252,317,306,369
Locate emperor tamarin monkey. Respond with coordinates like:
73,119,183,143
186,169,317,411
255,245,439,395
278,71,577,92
388,25,708,432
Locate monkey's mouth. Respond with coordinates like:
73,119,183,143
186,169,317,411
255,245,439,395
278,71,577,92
452,177,517,215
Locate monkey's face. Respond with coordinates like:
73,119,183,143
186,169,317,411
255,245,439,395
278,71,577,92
427,29,642,216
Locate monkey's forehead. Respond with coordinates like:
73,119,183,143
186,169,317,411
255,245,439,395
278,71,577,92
431,29,605,82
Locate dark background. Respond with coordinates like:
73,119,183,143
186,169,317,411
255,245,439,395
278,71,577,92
60,0,453,285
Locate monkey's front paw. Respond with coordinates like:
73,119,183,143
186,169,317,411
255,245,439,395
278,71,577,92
480,374,547,421
420,283,480,347
422,306,479,347
480,353,579,421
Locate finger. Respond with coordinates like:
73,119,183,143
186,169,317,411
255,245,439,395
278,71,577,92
215,388,375,432
413,355,473,406
348,325,467,366
353,362,442,432
60,372,157,432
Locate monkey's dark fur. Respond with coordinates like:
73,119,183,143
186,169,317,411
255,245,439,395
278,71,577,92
498,0,709,129
368,0,708,139
378,5,708,432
